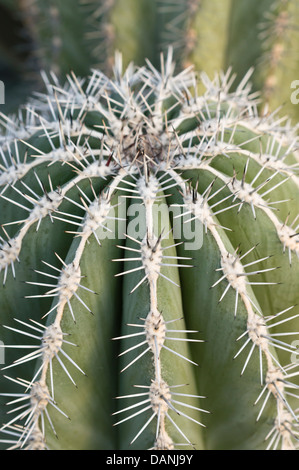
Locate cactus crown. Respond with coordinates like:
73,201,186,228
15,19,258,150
0,2,299,452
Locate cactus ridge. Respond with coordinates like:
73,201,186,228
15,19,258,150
0,50,299,450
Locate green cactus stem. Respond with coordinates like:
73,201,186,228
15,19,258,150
0,50,298,450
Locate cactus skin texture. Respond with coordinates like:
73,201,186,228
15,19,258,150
0,47,299,451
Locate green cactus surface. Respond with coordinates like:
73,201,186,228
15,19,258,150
0,46,298,450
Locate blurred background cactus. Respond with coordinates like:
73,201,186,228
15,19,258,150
0,0,298,451
1,0,299,121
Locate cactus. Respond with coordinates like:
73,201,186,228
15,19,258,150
0,0,299,451
0,47,298,451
